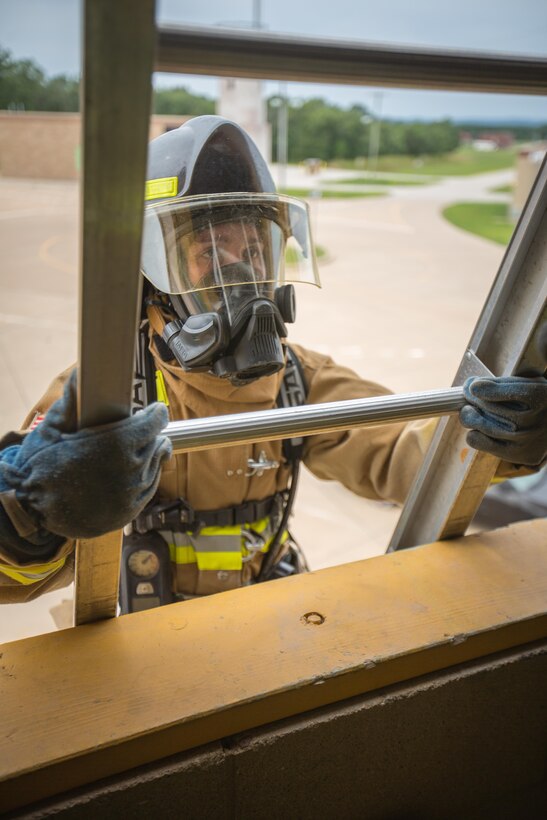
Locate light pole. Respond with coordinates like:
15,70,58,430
360,113,373,170
368,92,384,176
252,0,261,29
270,85,288,190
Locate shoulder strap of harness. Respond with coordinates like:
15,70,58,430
132,319,156,414
277,345,308,462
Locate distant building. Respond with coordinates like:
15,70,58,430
472,139,498,152
512,143,547,217
217,78,271,162
478,132,515,149
459,131,473,145
459,131,515,150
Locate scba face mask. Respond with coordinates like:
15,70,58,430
163,258,293,385
141,193,320,384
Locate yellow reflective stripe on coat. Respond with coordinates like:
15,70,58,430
0,555,67,586
167,539,242,571
193,532,242,572
155,370,170,406
169,544,196,565
163,516,283,572
196,548,242,572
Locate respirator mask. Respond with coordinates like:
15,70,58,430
141,193,320,385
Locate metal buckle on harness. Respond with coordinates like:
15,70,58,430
128,498,195,535
241,528,266,562
246,450,280,477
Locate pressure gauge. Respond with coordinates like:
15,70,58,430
120,532,174,614
127,549,160,579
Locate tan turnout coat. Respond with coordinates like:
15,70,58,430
0,314,528,602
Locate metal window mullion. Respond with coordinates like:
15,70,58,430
74,0,156,625
156,25,547,95
388,156,547,551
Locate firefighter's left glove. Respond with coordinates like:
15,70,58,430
0,371,172,539
460,376,547,467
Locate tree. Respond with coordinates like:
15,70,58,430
0,47,79,111
267,96,463,162
152,86,215,116
0,48,216,116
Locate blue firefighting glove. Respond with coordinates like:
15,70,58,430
0,370,172,541
460,376,547,467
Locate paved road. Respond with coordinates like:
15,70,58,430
0,169,511,640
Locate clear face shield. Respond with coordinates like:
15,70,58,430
141,194,320,383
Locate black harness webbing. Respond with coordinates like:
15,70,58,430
130,493,284,535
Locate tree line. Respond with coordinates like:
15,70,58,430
0,48,80,112
0,48,215,117
268,98,460,160
2,48,545,160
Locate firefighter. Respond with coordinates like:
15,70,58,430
1,116,546,604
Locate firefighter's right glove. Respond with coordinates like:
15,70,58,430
0,371,172,540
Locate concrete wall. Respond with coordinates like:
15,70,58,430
0,113,191,180
0,112,81,179
15,641,547,820
512,144,547,217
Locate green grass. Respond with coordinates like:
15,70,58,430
313,244,327,259
286,244,327,264
442,202,515,246
328,175,428,186
489,184,513,193
331,147,517,177
280,187,386,199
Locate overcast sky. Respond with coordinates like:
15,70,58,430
1,0,546,121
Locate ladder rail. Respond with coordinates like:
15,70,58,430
74,0,156,625
388,155,547,551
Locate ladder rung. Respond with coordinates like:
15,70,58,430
163,387,465,454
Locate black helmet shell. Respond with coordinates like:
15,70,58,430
146,116,276,203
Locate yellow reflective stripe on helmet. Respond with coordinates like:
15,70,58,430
0,556,67,586
145,176,178,201
155,370,170,406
